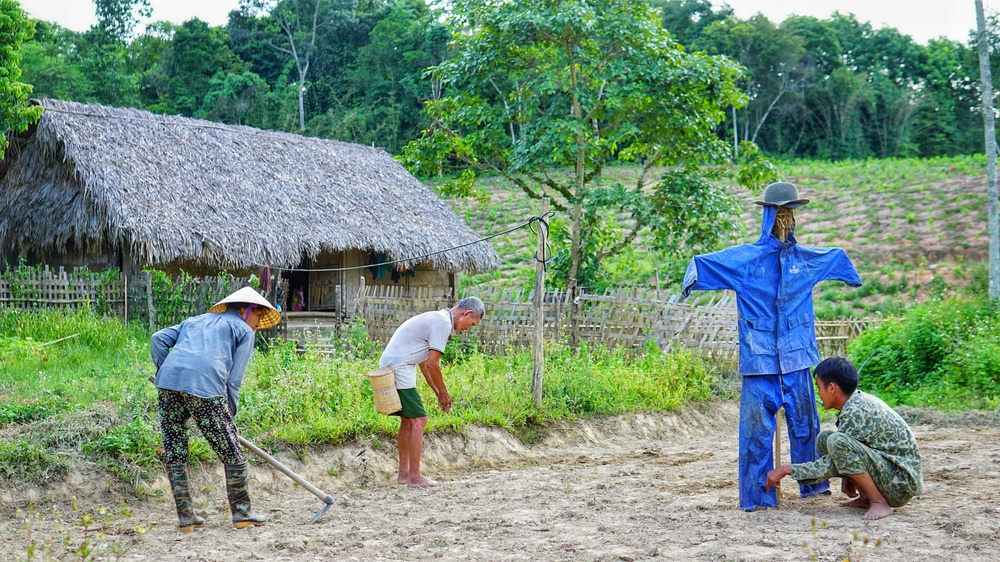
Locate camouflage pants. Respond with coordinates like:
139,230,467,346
158,389,245,466
817,429,918,508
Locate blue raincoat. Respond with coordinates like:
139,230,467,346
683,205,862,510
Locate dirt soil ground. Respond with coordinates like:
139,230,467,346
4,402,999,561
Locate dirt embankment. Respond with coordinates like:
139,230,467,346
4,402,1000,561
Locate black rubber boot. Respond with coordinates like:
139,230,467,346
167,464,206,532
225,462,268,529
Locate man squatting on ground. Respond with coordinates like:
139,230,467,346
683,182,862,511
379,297,485,487
151,287,281,531
767,356,923,520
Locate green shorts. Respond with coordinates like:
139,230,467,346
391,387,427,419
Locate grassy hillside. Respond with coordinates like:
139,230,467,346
446,155,989,318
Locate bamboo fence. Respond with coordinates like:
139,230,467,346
0,265,126,317
1,266,879,360
355,285,879,360
0,267,249,331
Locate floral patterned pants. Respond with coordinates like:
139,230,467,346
158,389,245,466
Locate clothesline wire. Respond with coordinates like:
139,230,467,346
251,213,554,273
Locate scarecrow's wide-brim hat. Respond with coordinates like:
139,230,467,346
754,181,810,207
210,287,281,329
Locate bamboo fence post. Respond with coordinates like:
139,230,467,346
146,271,155,332
532,199,549,407
569,279,579,351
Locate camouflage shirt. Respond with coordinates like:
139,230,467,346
791,391,923,497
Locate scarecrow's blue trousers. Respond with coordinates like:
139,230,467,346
739,370,829,511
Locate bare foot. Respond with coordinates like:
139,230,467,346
397,468,411,485
408,476,440,488
840,497,870,508
863,501,892,520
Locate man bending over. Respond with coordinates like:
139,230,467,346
379,297,484,487
766,356,923,520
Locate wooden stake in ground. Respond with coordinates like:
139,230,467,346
774,407,783,505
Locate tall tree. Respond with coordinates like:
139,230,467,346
695,14,807,147
651,0,731,46
0,0,43,159
402,0,757,287
327,0,447,151
239,0,327,130
18,21,94,101
200,70,273,127
146,18,248,117
768,15,843,156
975,0,1000,300
78,0,151,105
301,4,383,132
911,38,972,156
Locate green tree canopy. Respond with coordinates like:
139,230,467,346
402,0,761,288
142,18,248,116
0,0,43,159
17,20,93,102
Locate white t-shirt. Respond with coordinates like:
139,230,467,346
378,309,453,389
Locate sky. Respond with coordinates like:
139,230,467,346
722,0,998,45
13,0,1000,46
18,0,242,32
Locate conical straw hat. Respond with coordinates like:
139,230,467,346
209,287,281,329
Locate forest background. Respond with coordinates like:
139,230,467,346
11,0,1000,290
15,0,1000,160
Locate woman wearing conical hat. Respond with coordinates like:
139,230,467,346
151,287,280,532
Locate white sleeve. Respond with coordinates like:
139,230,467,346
427,316,451,353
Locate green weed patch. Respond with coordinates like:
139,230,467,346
0,439,68,483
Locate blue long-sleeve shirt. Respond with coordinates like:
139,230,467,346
682,205,862,375
151,309,255,416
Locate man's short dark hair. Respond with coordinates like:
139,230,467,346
814,356,859,395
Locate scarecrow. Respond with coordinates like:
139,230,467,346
682,182,862,511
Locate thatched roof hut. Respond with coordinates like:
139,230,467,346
0,99,499,275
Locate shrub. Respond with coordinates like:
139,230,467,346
81,416,161,468
0,402,52,426
848,295,1000,406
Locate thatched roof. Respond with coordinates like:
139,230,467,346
0,99,499,272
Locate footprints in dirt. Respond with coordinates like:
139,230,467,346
637,448,714,466
556,448,714,468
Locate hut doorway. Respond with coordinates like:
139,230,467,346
284,256,310,312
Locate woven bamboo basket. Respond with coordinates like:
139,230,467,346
367,366,402,415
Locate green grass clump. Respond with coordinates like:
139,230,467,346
421,341,714,433
0,439,68,483
0,402,52,426
240,336,715,444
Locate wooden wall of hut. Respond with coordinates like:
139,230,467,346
341,249,452,317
